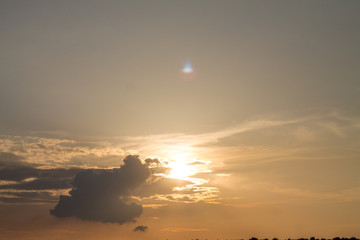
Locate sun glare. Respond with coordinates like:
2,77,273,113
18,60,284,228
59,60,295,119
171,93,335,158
167,160,196,180
166,154,198,180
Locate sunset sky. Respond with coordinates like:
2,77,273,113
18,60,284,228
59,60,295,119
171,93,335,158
1,1,360,240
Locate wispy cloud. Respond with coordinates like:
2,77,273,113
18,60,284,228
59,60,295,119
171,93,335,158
161,227,209,232
1,111,359,210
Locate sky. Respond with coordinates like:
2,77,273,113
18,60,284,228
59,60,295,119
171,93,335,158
1,1,360,239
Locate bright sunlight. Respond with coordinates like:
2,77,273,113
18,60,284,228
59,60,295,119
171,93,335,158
166,153,209,181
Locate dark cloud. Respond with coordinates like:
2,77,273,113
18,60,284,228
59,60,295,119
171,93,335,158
0,163,81,190
1,152,197,223
50,155,150,224
0,167,81,186
1,150,83,187
0,152,25,166
0,152,38,181
0,165,39,182
0,191,58,203
134,225,148,232
0,178,72,190
1,152,188,205
144,157,170,178
38,168,82,179
0,151,82,205
145,158,161,165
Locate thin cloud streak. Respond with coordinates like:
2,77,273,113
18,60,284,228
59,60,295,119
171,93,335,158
161,227,209,232
118,115,319,161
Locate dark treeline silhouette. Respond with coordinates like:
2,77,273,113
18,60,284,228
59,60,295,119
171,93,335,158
247,237,359,240
192,237,360,240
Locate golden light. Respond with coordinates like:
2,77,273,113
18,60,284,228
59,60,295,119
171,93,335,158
167,160,196,180
146,145,216,202
165,153,211,182
150,144,211,182
166,154,195,180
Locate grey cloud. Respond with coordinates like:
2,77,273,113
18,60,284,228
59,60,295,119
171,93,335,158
0,151,38,181
0,165,39,181
0,178,72,190
144,157,170,177
0,168,81,191
0,152,82,191
0,191,58,203
0,152,189,205
50,155,150,224
1,152,203,222
145,158,160,165
134,225,148,232
0,151,27,167
37,168,81,179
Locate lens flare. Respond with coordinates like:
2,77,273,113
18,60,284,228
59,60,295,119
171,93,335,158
182,62,193,74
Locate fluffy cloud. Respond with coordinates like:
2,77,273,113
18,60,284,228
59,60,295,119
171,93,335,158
50,155,150,224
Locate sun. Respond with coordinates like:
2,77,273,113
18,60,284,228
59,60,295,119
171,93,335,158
167,160,196,180
166,154,198,180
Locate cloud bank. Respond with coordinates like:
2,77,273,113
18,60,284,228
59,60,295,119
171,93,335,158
0,152,81,190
